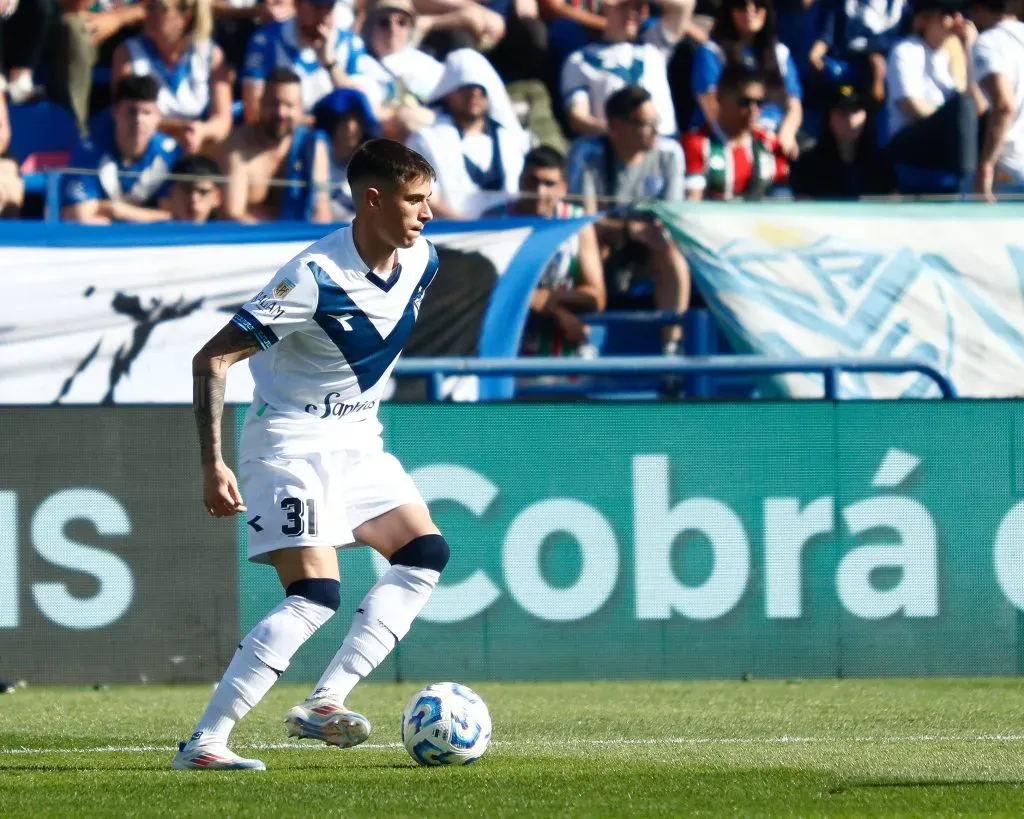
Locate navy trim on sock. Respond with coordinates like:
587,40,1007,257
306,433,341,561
389,534,450,573
286,578,342,611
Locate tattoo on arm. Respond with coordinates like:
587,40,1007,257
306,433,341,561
193,323,262,466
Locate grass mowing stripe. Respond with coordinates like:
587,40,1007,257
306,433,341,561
5,734,1024,756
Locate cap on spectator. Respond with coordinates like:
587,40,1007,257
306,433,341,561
368,0,416,17
827,84,864,113
314,89,382,138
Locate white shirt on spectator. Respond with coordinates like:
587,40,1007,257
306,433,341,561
886,35,957,136
560,41,677,136
406,112,525,218
359,47,445,108
973,19,1024,180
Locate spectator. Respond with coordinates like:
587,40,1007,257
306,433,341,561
970,0,1024,201
0,0,53,103
691,0,803,156
809,0,909,109
0,72,9,155
0,78,23,217
683,65,789,199
211,0,295,75
359,0,444,134
49,0,147,134
642,0,709,59
112,0,233,155
312,87,379,220
241,0,373,121
61,73,178,223
790,83,895,198
560,0,678,136
221,66,331,221
413,0,506,58
161,153,223,220
566,84,690,354
483,0,548,85
484,145,606,357
885,0,978,187
406,48,528,218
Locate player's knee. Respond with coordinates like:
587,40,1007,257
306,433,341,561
286,577,342,611
390,534,450,573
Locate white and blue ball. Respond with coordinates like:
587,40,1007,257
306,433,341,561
401,682,492,766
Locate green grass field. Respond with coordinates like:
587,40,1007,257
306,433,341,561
3,680,1024,816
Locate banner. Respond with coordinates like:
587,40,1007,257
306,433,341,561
0,407,239,684
0,219,585,405
240,401,1024,682
657,202,1024,399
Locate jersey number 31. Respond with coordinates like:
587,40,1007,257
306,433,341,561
281,497,318,537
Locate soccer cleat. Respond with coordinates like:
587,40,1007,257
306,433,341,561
284,692,372,748
171,741,266,771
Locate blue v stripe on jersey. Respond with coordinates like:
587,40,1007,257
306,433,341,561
308,246,438,392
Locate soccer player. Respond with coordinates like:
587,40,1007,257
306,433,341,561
172,139,446,771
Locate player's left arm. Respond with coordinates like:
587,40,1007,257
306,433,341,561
192,322,263,515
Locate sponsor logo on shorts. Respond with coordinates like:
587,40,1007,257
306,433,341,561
304,392,377,420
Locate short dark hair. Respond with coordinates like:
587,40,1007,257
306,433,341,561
523,146,565,174
605,85,652,124
266,66,302,87
171,155,222,182
113,74,160,105
718,64,765,97
347,138,436,191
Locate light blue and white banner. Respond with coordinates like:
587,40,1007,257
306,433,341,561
659,202,1024,398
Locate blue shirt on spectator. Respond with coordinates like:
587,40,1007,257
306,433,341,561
690,41,803,132
277,123,320,221
62,128,180,208
242,19,369,112
815,0,907,57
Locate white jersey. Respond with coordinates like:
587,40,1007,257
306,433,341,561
124,36,215,120
973,20,1024,181
560,41,677,136
232,225,438,453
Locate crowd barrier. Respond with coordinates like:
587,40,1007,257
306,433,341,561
4,400,1024,684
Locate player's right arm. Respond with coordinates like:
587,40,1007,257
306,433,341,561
193,323,262,516
194,259,318,516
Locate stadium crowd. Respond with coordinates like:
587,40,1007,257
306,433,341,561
0,0,1021,358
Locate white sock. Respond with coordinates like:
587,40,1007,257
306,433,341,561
187,595,335,748
313,565,440,703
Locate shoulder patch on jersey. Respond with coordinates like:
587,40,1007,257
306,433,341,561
273,278,297,299
161,136,177,152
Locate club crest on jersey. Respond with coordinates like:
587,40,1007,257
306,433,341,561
273,278,296,299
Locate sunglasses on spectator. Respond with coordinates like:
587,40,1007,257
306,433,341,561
376,12,412,29
736,95,764,108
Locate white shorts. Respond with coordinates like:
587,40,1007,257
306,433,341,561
239,437,424,565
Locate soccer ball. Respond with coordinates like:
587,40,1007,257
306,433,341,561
401,682,492,766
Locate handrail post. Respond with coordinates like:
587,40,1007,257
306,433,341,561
45,171,61,224
822,367,839,400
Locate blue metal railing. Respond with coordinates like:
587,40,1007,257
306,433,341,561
392,356,958,401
